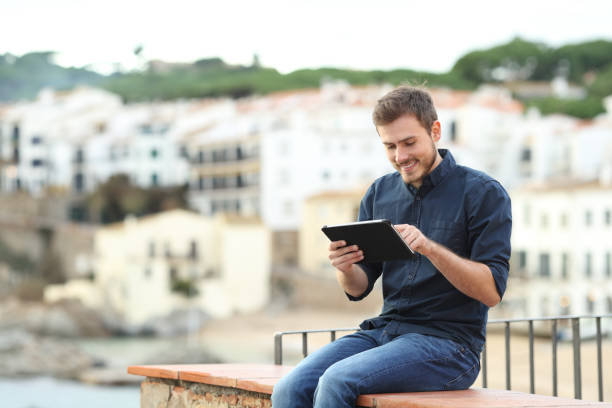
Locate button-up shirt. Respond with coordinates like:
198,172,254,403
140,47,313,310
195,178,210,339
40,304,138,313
350,149,512,353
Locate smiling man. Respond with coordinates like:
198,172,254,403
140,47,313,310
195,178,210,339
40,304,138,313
272,86,512,408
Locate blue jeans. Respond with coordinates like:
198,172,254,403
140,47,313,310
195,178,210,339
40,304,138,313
271,328,480,408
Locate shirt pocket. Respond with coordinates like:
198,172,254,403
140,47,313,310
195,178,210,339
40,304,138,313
425,219,468,257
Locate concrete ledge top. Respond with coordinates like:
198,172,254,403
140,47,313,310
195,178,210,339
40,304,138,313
127,363,294,395
128,364,612,407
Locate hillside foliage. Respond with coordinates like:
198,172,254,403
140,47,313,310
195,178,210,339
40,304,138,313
2,38,612,118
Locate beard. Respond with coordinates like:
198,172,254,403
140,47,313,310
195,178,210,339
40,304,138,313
397,138,438,186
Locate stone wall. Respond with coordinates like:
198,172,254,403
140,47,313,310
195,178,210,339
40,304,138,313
141,378,271,408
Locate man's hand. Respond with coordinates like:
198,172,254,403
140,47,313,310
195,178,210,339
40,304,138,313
328,240,369,298
394,224,433,256
328,240,363,273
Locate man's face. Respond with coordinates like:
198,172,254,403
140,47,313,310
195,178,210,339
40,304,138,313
377,114,442,188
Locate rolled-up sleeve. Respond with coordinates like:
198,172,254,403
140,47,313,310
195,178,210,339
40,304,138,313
346,184,383,301
467,180,512,299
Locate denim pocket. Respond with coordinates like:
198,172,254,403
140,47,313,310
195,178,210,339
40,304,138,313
444,361,479,390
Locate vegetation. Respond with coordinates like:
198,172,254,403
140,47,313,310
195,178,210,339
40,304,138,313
72,174,190,224
0,51,102,101
2,38,612,118
171,278,199,298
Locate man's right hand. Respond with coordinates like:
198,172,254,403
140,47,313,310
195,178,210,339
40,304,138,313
328,240,364,274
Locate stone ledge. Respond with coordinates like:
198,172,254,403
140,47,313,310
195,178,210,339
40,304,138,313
128,363,612,408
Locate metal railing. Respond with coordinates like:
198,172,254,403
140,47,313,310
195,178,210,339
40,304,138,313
273,314,611,402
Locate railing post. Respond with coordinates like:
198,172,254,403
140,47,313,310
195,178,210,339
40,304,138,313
482,341,488,388
505,321,511,390
572,317,582,400
596,317,603,402
528,320,535,394
552,319,558,397
302,332,308,359
274,332,283,365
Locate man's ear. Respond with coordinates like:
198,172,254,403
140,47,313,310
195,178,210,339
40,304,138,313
431,121,441,143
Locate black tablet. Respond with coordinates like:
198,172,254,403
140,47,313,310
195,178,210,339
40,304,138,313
321,219,415,263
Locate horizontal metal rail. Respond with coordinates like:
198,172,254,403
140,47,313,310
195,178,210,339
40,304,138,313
273,314,612,401
274,327,359,365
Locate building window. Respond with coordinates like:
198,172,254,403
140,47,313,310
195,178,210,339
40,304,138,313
150,148,159,159
180,145,189,159
31,159,44,167
189,240,198,260
449,121,457,142
607,297,612,313
585,252,592,277
605,252,611,277
517,250,527,269
585,210,593,226
31,135,42,145
198,176,205,191
561,252,569,279
151,173,159,186
198,150,205,164
75,148,84,164
12,124,20,141
74,173,84,192
539,253,550,277
148,241,156,258
605,210,611,226
520,147,531,162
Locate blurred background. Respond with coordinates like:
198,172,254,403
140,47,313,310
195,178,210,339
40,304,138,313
1,0,612,406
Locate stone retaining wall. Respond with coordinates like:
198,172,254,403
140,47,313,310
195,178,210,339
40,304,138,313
141,377,271,408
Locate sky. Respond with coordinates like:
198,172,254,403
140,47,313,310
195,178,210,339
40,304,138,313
2,0,612,75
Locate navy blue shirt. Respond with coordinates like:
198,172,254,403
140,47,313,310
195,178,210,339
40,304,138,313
350,149,512,353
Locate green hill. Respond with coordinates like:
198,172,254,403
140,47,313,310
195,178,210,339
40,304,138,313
2,38,612,118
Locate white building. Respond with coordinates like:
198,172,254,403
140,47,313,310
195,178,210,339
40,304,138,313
45,209,271,325
186,84,394,231
0,88,192,194
0,87,122,194
503,181,612,330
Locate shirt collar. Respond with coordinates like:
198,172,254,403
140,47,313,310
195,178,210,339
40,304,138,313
419,149,456,190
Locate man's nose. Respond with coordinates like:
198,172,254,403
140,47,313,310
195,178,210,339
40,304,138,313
395,145,409,163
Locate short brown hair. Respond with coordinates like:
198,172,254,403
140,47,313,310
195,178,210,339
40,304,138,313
372,86,438,133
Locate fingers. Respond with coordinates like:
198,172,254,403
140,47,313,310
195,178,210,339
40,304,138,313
328,241,363,272
395,224,427,254
329,240,348,251
331,250,364,270
328,242,360,260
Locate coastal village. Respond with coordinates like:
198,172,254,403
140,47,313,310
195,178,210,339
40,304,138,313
1,82,612,396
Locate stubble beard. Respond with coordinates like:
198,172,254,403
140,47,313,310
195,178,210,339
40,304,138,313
398,139,438,186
